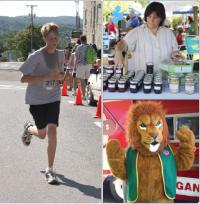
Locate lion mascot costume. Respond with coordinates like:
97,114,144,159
106,101,196,203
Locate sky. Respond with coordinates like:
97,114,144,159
0,1,83,17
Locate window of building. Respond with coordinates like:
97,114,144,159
85,9,87,26
177,116,199,139
166,114,199,141
166,117,174,140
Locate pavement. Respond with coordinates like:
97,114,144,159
0,64,102,203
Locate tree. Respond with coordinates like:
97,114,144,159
14,25,45,60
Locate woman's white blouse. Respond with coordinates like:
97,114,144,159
123,24,178,71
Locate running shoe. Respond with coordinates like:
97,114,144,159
21,121,33,146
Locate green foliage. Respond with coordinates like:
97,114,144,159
172,16,182,30
0,16,81,60
3,25,45,60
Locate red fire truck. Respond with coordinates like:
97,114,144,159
103,100,199,202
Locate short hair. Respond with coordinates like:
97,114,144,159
188,16,193,23
144,2,166,27
41,22,59,38
80,35,87,43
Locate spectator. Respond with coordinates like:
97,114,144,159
188,16,195,35
106,16,118,36
64,48,73,91
74,35,92,100
176,27,184,45
128,9,140,29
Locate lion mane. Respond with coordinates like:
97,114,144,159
125,101,169,155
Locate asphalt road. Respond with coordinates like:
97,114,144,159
0,64,102,203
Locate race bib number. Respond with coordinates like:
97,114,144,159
44,80,59,90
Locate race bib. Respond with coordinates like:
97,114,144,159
43,80,59,90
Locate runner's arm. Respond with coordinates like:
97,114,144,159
20,70,65,83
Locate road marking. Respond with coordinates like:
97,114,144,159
0,84,26,90
94,121,101,128
68,100,75,104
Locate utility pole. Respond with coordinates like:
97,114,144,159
74,1,80,31
26,5,37,52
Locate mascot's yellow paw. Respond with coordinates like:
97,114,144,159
106,139,126,180
176,125,195,145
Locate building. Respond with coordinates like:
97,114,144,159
83,0,102,49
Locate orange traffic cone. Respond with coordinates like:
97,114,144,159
62,80,68,96
74,85,82,105
94,96,101,118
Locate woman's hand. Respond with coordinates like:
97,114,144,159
114,39,127,67
171,51,185,60
114,49,124,67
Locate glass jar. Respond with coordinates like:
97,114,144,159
185,74,195,94
104,65,114,75
108,77,117,92
169,74,179,93
143,74,153,93
146,63,154,74
118,78,126,92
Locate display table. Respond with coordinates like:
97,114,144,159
103,82,199,100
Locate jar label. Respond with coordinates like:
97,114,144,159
118,84,125,88
106,70,113,74
185,85,194,93
130,85,136,89
169,84,179,91
144,85,151,89
116,69,122,74
154,86,161,90
108,84,115,88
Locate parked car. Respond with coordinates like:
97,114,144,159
103,100,199,203
86,67,101,106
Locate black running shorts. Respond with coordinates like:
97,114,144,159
29,101,60,130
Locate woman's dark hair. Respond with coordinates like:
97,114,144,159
144,2,166,27
92,44,98,52
188,16,193,24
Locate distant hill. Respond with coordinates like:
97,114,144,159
0,16,83,38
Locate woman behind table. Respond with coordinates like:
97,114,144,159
114,2,182,71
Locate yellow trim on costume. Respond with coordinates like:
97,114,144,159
168,144,174,155
158,154,175,200
127,152,139,203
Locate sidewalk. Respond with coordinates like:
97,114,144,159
0,62,23,71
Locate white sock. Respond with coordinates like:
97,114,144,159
46,166,53,172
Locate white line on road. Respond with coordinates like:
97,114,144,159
68,100,75,104
94,121,101,128
0,84,26,90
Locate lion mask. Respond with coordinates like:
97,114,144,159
125,101,169,156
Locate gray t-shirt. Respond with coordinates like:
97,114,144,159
75,44,88,65
19,47,64,105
